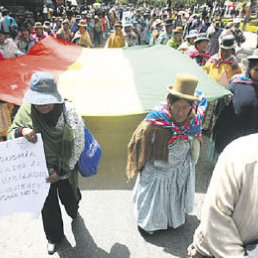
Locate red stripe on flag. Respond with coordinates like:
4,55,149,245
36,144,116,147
0,37,82,105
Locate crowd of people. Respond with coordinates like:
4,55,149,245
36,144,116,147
0,2,258,257
0,3,255,54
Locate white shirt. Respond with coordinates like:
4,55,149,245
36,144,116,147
0,38,24,59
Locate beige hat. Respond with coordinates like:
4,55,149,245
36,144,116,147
62,19,69,25
173,26,183,34
43,21,51,29
56,17,62,22
220,35,236,50
167,74,198,101
114,21,123,28
78,20,87,27
34,22,43,29
154,18,162,26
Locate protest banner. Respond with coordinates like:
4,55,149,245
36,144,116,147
0,134,50,218
122,11,132,26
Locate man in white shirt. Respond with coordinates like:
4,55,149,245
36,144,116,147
188,134,258,257
0,29,23,59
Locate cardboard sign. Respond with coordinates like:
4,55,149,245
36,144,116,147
0,134,50,218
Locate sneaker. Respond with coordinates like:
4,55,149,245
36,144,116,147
47,242,56,255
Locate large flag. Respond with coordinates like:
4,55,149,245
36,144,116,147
0,37,230,116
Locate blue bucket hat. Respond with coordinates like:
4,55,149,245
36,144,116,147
23,72,63,105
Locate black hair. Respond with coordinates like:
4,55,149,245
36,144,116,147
249,59,258,71
2,10,8,16
195,41,202,47
167,94,194,106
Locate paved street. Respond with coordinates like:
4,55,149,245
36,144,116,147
1,32,255,258
0,114,215,258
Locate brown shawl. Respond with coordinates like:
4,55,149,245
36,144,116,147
126,120,171,179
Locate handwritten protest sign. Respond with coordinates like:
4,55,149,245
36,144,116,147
122,11,132,25
0,134,50,218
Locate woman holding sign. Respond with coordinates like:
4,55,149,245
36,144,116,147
8,72,85,255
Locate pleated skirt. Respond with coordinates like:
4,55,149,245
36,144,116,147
132,139,195,231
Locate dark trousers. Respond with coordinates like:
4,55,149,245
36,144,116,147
41,179,79,243
94,32,102,47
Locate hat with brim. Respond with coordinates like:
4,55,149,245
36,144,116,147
43,21,51,29
23,72,63,105
62,19,69,25
124,22,132,27
78,20,87,27
220,35,236,50
247,49,258,60
114,22,123,28
167,73,198,101
165,18,173,27
194,33,209,44
34,22,44,29
173,26,182,34
154,18,162,26
186,30,198,39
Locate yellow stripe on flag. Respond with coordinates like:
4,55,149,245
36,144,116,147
58,48,144,116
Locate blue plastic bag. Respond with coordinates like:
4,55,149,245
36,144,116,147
62,102,101,177
78,125,102,177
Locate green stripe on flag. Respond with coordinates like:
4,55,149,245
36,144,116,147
123,44,230,113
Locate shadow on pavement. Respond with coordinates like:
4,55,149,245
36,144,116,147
142,214,200,258
57,214,130,258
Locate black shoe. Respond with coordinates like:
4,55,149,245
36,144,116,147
47,241,56,255
137,226,154,236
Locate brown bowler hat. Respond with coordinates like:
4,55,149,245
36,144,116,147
114,21,123,28
167,74,198,101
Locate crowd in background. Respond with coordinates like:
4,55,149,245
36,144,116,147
1,2,258,257
0,3,256,54
0,2,257,141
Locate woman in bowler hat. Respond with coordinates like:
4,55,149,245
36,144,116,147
127,73,207,235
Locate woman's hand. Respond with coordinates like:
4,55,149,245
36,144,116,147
195,135,203,145
21,128,37,143
46,171,60,184
225,94,234,104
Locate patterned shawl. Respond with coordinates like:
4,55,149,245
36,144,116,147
230,72,258,86
209,53,239,70
188,47,210,65
145,90,207,148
